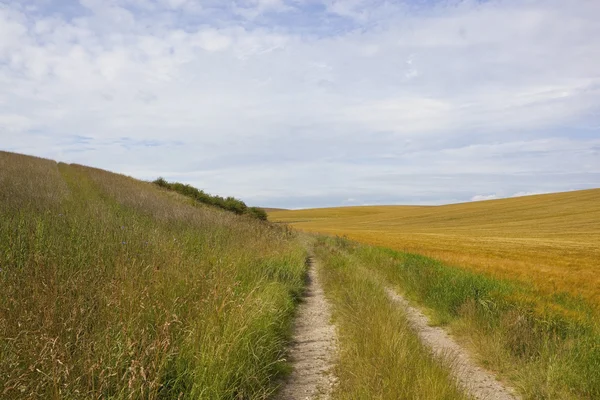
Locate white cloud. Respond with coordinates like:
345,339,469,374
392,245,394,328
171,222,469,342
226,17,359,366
471,190,557,203
162,0,188,9
471,194,499,202
192,30,233,52
1,0,599,207
233,0,292,19
511,191,548,198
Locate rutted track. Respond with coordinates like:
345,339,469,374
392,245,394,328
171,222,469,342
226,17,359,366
276,258,338,400
386,288,521,400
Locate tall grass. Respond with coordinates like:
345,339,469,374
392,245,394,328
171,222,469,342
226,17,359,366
339,241,600,399
313,236,469,400
0,151,306,399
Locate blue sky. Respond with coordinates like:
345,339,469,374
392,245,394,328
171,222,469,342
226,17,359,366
1,0,599,208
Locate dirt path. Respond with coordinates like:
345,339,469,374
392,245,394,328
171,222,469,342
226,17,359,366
276,257,337,400
385,288,520,400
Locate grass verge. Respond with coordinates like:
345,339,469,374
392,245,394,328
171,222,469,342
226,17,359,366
313,236,469,400
335,238,600,399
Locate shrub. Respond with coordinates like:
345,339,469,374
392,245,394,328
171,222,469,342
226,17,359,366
248,207,268,221
152,178,267,221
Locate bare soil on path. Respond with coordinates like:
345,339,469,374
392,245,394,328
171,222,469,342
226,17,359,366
276,258,338,400
385,288,521,400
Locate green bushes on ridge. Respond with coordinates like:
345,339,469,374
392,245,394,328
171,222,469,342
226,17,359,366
153,177,267,221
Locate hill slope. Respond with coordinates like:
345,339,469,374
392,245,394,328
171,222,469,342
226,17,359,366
0,151,306,399
270,190,600,307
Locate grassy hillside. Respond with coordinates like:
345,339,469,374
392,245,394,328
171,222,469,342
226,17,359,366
0,151,306,399
269,190,600,310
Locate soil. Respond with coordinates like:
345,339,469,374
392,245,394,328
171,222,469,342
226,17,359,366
276,258,338,400
386,288,521,400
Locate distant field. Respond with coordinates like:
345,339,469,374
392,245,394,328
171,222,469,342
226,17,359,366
270,190,600,311
260,207,289,213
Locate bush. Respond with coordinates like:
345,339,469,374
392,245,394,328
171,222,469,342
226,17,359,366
248,207,268,221
152,178,267,221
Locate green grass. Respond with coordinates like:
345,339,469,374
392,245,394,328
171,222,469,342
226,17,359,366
0,151,306,399
331,239,600,399
313,236,469,400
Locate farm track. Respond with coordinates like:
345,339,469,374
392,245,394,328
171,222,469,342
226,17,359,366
276,257,338,400
385,288,520,400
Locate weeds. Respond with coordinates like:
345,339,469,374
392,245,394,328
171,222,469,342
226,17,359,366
313,236,469,400
0,151,305,399
333,239,600,399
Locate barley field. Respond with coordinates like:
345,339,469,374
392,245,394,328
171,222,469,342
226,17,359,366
269,189,600,312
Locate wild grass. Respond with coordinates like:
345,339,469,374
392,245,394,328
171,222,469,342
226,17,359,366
0,151,306,399
313,236,469,400
269,190,600,313
331,239,600,399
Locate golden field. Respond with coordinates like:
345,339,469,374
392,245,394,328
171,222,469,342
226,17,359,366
269,189,600,309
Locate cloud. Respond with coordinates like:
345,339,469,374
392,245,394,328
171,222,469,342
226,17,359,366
471,194,499,202
471,190,561,203
511,191,548,198
1,0,599,207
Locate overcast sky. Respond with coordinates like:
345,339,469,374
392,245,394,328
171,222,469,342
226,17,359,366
1,0,599,208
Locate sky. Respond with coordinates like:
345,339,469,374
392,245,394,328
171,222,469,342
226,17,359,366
1,0,599,208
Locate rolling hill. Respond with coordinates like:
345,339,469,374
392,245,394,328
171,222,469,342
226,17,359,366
270,189,600,308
